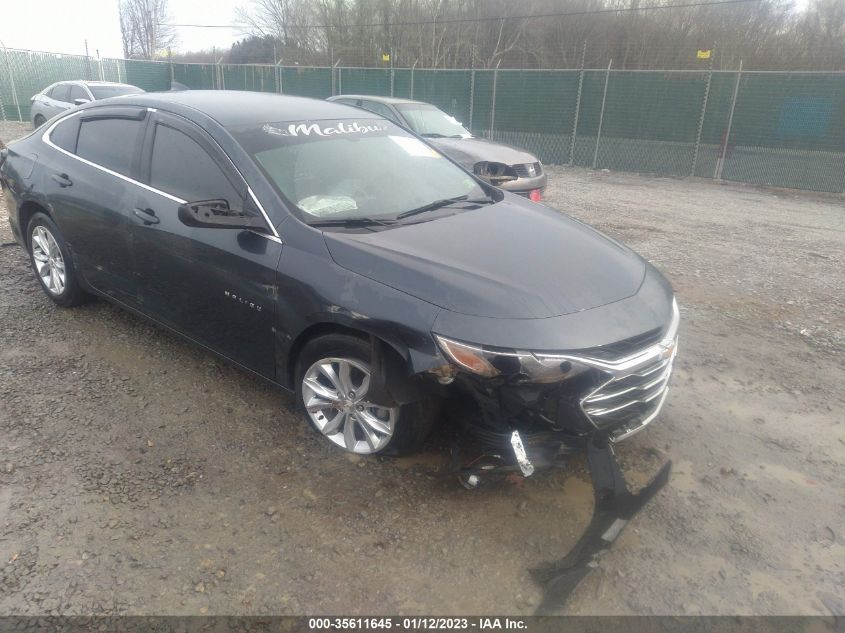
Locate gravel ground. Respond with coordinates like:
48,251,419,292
0,119,843,616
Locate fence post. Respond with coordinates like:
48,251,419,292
489,60,501,140
390,48,395,97
468,69,475,131
690,51,714,177
410,60,417,99
569,41,587,166
593,58,612,169
715,59,742,180
84,40,91,81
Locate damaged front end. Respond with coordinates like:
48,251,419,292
429,298,679,610
432,297,679,483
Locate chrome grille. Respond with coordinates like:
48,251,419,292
513,162,542,178
576,339,677,442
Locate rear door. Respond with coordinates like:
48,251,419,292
44,107,148,304
131,110,281,377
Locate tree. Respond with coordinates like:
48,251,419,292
227,0,844,70
119,0,177,60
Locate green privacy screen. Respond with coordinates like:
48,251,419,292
2,48,844,193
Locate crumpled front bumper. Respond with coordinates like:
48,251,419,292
451,305,679,480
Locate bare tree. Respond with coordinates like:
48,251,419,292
228,0,845,70
119,0,177,60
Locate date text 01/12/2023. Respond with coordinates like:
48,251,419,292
307,617,528,630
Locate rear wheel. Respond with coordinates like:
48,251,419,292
33,114,46,129
27,213,88,307
295,334,438,456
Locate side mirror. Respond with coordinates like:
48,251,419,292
73,98,91,106
178,199,267,231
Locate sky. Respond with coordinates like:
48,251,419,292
0,0,246,59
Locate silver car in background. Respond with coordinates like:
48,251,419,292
29,81,144,128
327,95,548,200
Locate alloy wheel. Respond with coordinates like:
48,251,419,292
31,226,66,296
302,356,398,454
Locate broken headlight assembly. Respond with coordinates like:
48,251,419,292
432,335,591,384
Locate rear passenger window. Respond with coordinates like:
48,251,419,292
149,124,240,204
76,117,145,176
50,118,80,152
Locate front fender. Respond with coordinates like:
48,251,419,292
273,227,446,389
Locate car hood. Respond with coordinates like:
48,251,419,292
427,136,538,169
323,198,646,319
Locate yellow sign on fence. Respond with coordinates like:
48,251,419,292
382,53,390,62
697,49,712,59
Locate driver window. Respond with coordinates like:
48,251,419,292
149,123,241,205
69,85,89,103
50,84,71,103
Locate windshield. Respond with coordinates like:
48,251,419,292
230,119,484,223
89,85,143,99
396,104,472,138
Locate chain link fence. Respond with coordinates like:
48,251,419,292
2,47,844,193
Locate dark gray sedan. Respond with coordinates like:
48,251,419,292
30,81,144,128
328,95,547,200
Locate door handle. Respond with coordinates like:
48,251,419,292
133,207,160,225
50,173,73,187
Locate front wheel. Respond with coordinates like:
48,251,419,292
295,334,438,456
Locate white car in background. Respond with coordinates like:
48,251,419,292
29,81,144,128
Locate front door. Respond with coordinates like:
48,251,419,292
130,111,281,378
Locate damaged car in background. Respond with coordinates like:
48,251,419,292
1,91,677,610
327,95,548,201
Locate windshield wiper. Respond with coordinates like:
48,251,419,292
309,217,397,228
420,133,465,139
396,195,491,220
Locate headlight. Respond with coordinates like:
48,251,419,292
433,335,588,383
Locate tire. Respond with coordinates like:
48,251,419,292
26,213,88,307
295,333,439,456
33,115,46,129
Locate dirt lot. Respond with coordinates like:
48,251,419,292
0,119,843,616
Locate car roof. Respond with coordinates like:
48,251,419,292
80,81,139,87
55,80,138,87
96,90,373,128
329,94,426,106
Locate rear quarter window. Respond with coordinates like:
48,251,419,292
50,118,80,152
76,117,145,177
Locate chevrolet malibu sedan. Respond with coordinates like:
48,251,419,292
0,91,677,476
